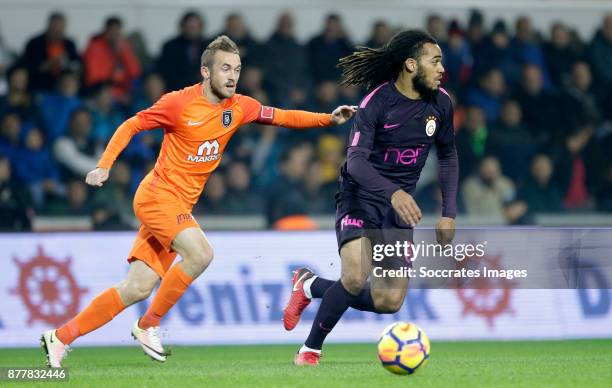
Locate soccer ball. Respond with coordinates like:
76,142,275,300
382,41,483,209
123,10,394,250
377,321,430,375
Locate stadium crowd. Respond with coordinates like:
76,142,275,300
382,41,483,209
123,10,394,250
0,9,611,231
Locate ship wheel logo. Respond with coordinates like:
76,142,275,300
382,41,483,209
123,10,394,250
10,246,88,326
455,255,515,327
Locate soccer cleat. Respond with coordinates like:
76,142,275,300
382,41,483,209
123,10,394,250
283,268,315,331
40,330,70,368
131,320,167,362
294,351,321,366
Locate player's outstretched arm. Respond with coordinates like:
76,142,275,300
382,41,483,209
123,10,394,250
85,116,149,187
255,105,357,128
94,116,145,179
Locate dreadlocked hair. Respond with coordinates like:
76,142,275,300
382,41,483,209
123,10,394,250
338,30,437,91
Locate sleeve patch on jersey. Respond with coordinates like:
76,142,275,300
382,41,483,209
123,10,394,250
258,106,274,124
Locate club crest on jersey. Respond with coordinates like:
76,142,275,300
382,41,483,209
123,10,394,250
425,115,437,136
222,110,233,128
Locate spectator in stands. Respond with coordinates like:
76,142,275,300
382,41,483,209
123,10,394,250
199,172,228,215
131,72,165,113
487,100,535,183
0,26,16,96
465,9,486,61
91,160,134,229
0,156,32,231
307,14,353,83
514,64,560,145
444,88,466,130
462,156,516,220
262,12,311,107
313,81,340,112
508,15,550,88
42,179,91,216
127,31,154,75
543,22,584,87
157,11,207,91
441,20,473,91
0,66,34,119
466,68,507,124
425,14,447,45
20,12,80,92
307,81,342,138
317,134,344,186
225,161,262,215
53,108,101,180
91,201,132,230
0,112,21,160
589,14,612,90
37,70,81,142
588,17,612,122
237,66,268,103
471,20,514,84
220,13,260,66
558,61,602,138
127,72,165,160
519,154,563,213
229,122,274,179
551,122,604,210
12,127,62,209
339,83,361,106
89,83,125,144
597,162,612,212
265,142,311,226
302,161,335,214
82,16,141,101
364,20,393,48
455,106,488,180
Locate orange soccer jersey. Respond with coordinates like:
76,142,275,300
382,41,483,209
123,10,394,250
97,83,332,275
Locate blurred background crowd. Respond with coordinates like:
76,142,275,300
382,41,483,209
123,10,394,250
1,9,611,231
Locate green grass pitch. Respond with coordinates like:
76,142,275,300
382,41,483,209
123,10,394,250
1,340,611,387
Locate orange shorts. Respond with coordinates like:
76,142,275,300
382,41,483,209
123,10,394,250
127,180,199,277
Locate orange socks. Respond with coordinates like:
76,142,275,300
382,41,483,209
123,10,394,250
56,287,126,345
55,264,194,344
139,264,193,329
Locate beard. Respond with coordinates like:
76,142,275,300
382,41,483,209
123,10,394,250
209,75,233,100
413,68,438,100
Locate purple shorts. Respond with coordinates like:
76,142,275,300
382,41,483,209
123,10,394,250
335,193,414,252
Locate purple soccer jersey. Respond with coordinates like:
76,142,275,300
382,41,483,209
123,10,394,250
339,81,458,218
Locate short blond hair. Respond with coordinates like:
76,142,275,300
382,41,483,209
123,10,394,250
201,35,240,67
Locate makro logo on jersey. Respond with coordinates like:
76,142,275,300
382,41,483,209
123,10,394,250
187,140,221,163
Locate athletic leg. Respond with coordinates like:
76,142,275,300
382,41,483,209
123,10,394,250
296,218,413,364
297,237,372,361
56,260,159,344
138,227,214,329
42,261,159,367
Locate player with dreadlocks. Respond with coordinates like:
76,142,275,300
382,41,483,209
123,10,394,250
283,30,459,365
